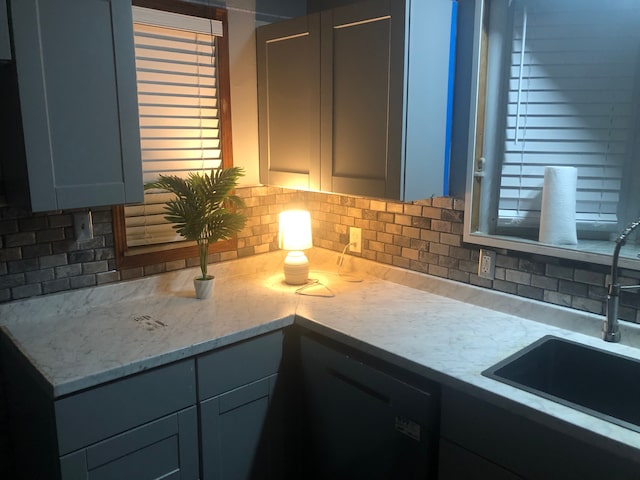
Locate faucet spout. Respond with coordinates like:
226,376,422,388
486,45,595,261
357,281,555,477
603,217,640,342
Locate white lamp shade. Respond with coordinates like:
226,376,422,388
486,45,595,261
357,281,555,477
279,210,312,285
279,210,313,251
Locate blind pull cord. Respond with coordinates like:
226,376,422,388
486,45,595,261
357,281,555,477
514,7,527,145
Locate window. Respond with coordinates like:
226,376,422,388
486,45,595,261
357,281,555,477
470,0,640,243
113,1,233,269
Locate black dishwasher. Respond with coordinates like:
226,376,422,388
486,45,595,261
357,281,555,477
299,332,439,479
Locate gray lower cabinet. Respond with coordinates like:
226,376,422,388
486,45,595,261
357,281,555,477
5,0,143,211
0,0,10,60
0,341,198,480
197,331,285,480
1,327,287,480
299,332,439,479
257,0,457,201
440,386,640,479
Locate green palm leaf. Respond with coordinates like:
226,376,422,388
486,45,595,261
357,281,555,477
144,167,247,279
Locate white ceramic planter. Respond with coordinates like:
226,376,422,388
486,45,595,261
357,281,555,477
194,276,215,299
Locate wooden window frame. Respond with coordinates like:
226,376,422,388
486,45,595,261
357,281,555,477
113,0,235,270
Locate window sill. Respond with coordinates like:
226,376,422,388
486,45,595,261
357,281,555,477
464,231,640,271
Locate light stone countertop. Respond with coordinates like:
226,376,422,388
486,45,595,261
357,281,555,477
2,248,640,463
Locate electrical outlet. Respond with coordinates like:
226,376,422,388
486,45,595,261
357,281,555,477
73,211,94,242
349,227,362,253
478,249,496,279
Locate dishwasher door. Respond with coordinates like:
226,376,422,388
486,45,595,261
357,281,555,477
300,334,439,480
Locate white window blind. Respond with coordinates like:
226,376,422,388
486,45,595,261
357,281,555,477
125,7,224,247
497,0,640,232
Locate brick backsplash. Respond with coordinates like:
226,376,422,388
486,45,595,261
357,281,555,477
303,191,640,324
1,187,640,323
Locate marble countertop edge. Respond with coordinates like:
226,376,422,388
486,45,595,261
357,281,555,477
49,314,296,398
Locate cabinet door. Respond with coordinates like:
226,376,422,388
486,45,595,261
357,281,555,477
319,0,406,199
9,0,143,211
257,14,321,191
438,438,522,480
59,407,199,480
300,335,438,480
200,375,282,480
0,0,10,60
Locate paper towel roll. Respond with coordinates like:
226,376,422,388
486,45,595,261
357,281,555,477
539,166,578,245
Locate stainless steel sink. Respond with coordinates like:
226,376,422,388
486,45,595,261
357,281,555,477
482,335,640,433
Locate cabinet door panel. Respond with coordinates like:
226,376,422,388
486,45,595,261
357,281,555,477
438,438,522,480
257,15,320,190
200,375,279,480
9,0,142,211
320,0,405,199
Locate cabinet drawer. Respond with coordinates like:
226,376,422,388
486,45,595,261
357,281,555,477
197,331,283,401
59,407,199,480
55,359,196,455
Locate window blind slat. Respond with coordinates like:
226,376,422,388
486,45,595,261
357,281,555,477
135,59,215,77
139,148,220,160
139,117,218,128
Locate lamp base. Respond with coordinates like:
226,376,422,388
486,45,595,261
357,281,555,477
284,251,309,285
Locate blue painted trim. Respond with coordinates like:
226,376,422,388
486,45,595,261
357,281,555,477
443,1,458,197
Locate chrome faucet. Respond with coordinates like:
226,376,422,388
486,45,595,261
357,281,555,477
602,217,640,342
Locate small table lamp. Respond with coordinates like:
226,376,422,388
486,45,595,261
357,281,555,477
279,210,313,285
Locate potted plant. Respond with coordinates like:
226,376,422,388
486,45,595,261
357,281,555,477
144,167,247,299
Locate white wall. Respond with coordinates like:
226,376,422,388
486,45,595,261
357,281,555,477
206,0,306,185
227,7,261,185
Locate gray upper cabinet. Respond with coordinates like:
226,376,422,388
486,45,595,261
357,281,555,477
8,0,143,212
257,14,321,191
257,0,457,201
0,0,10,60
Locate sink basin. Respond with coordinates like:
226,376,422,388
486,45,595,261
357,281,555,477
482,335,640,433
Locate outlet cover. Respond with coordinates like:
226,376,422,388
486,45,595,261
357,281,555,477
73,211,94,242
478,249,496,280
349,227,362,253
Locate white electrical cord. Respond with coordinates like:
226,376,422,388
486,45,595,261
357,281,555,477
337,242,363,282
295,278,335,297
